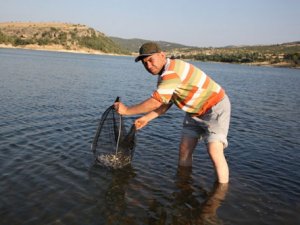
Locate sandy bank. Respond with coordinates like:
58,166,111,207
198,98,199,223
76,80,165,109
0,43,132,57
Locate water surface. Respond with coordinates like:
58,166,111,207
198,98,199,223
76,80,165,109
0,48,299,225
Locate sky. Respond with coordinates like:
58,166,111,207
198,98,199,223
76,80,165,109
1,0,299,47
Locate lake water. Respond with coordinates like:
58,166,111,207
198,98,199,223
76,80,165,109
0,48,299,225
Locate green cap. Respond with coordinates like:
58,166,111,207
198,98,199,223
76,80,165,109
135,42,162,62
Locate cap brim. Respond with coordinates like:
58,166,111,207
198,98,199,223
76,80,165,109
135,54,152,62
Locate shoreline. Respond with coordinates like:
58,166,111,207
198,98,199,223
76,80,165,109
244,61,300,69
0,43,132,57
1,44,298,69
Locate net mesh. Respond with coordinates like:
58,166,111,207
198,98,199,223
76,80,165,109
91,98,136,169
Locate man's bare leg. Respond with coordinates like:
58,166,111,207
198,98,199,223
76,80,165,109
178,136,198,167
207,142,229,183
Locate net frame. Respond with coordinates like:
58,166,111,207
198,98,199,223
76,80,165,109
91,97,136,168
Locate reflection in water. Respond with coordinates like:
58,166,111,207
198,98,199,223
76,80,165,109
176,166,229,225
197,184,229,224
88,163,229,225
104,166,136,224
88,163,136,224
148,166,229,225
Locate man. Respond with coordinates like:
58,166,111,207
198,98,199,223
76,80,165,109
114,42,231,183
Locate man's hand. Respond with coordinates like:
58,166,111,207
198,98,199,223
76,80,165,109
114,102,128,115
134,102,172,130
134,116,149,130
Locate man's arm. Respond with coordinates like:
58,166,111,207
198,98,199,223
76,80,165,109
114,97,162,116
135,103,172,129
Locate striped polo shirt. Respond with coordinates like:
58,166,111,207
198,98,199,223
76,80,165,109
152,58,225,116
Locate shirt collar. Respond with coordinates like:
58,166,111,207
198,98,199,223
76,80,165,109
160,58,170,75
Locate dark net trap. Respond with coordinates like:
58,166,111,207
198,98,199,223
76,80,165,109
91,97,136,169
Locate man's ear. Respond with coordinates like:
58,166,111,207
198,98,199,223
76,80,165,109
160,52,166,58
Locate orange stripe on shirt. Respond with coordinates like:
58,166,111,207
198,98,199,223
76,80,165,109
178,86,198,108
195,89,225,116
162,73,179,81
168,59,176,71
182,64,194,84
152,91,163,102
202,76,210,89
152,90,172,103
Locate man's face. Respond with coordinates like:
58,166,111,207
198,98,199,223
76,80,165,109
141,52,166,75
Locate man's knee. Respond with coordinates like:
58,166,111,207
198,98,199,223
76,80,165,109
207,142,225,160
179,136,198,162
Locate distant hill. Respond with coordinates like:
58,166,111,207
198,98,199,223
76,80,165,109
110,37,299,56
110,37,193,52
0,22,299,68
0,22,129,54
176,42,300,67
110,36,299,68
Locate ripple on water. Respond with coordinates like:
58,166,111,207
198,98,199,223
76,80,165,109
1,49,300,224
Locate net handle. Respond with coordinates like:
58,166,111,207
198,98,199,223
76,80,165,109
114,96,121,154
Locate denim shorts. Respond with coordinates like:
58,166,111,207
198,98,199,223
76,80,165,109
182,95,231,148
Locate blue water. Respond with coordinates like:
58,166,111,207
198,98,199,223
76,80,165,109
0,48,299,225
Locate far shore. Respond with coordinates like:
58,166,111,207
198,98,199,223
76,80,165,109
0,43,132,57
1,44,298,69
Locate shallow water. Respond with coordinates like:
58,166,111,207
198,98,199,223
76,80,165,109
0,48,299,225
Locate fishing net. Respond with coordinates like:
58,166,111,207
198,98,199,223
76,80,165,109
91,97,136,169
